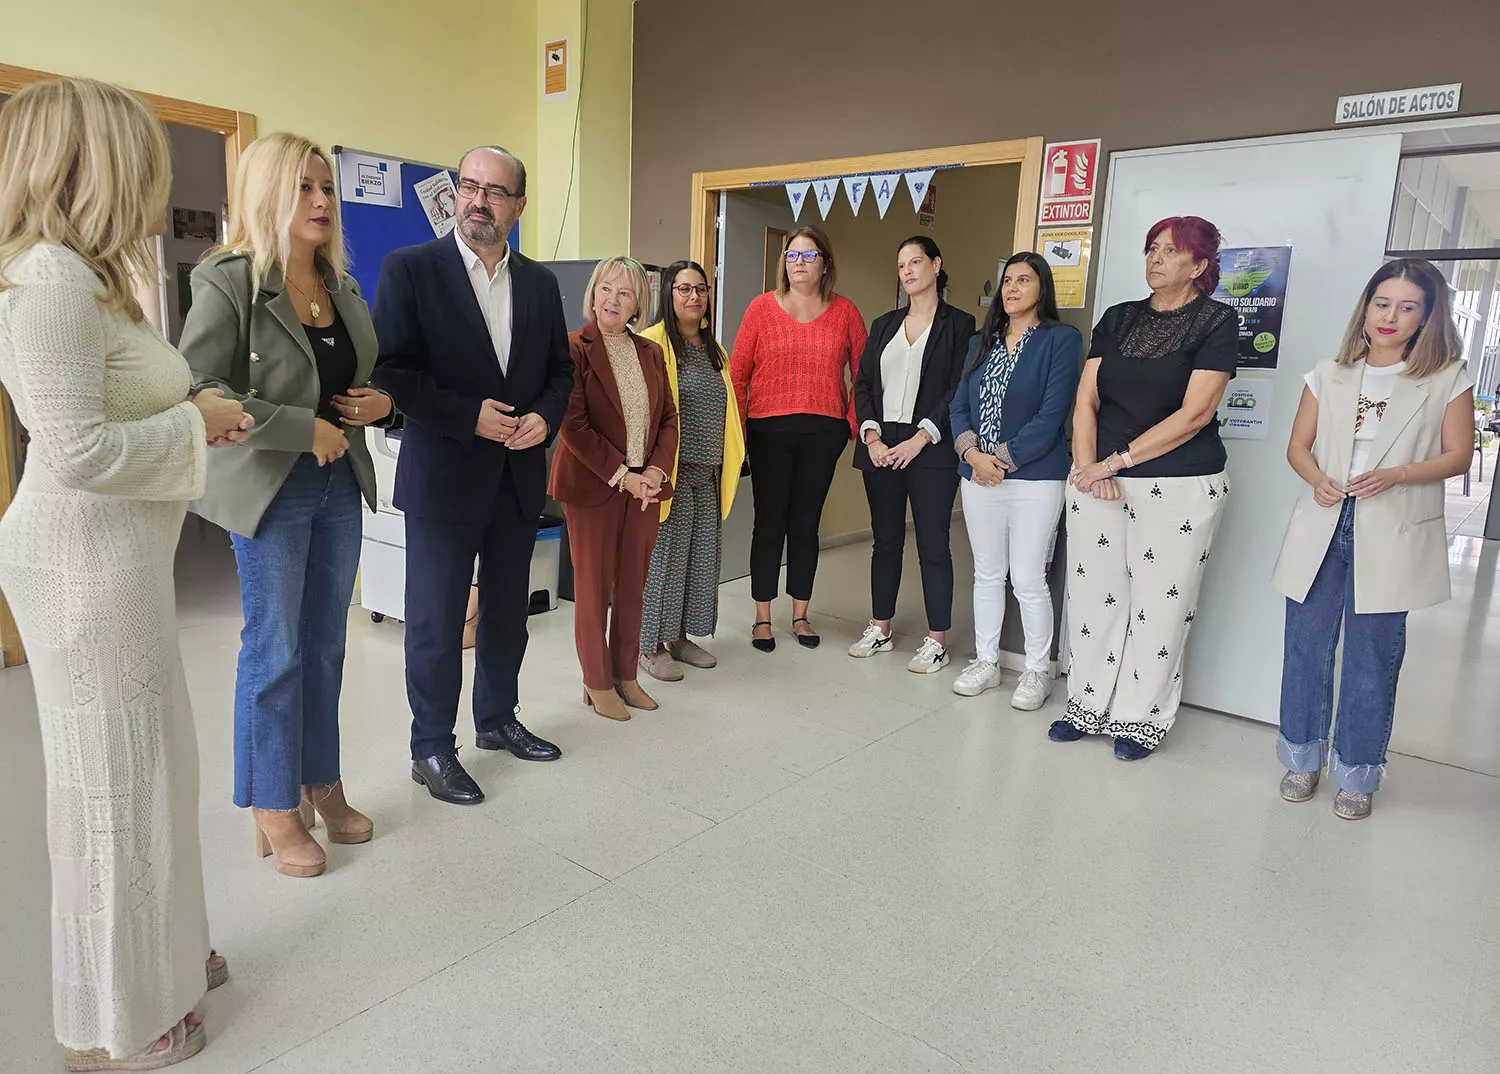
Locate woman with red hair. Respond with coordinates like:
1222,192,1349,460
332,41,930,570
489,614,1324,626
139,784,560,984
1052,216,1238,759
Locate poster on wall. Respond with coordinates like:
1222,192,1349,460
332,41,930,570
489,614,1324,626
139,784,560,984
1212,245,1293,370
413,171,459,238
172,208,218,242
338,152,402,207
1038,139,1101,225
1217,376,1274,439
1037,226,1092,309
916,180,938,227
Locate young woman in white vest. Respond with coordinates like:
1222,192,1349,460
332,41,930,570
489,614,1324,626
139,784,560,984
1273,258,1473,820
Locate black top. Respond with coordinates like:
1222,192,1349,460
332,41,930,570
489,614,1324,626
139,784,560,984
304,310,358,424
1090,294,1238,478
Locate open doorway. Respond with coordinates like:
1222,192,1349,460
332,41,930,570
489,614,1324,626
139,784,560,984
0,64,256,666
1384,133,1500,540
689,139,1044,582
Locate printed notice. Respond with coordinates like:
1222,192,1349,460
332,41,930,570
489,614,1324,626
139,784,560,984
544,38,569,98
1037,227,1093,309
1217,377,1273,440
414,171,459,238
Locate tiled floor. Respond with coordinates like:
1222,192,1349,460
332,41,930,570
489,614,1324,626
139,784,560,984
1,526,1496,1073
1446,453,1495,539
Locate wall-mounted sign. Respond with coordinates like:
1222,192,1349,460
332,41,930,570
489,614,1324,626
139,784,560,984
1037,226,1092,309
338,152,402,207
1335,83,1460,125
1038,139,1101,225
1217,376,1274,440
544,38,569,98
1212,245,1293,370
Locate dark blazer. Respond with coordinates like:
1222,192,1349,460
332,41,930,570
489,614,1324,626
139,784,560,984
370,237,572,522
950,322,1082,482
851,301,975,471
180,253,387,537
548,323,679,508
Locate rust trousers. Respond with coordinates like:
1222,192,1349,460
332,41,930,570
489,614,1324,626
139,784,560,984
566,491,661,690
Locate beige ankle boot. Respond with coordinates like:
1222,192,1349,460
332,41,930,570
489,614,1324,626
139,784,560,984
615,679,658,711
253,807,326,877
302,780,373,844
583,685,631,721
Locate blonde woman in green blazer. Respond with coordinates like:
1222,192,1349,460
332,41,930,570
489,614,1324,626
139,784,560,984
180,133,393,877
637,260,745,681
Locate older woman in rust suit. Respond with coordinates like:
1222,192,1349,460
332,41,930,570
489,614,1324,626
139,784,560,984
549,256,679,722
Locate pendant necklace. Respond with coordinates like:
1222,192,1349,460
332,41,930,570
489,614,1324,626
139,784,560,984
287,275,324,320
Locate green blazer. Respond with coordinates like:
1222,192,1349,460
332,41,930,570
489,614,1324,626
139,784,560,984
179,253,388,536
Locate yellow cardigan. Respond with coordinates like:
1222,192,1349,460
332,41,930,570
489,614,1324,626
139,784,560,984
637,320,744,522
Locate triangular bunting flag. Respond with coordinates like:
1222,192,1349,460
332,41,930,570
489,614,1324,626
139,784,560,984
870,173,901,219
842,176,870,216
785,181,811,219
812,178,838,220
905,169,937,213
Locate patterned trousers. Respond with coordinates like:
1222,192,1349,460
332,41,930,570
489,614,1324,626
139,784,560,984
640,462,722,653
1063,473,1229,748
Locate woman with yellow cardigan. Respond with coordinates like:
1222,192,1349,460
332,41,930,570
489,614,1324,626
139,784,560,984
638,260,745,681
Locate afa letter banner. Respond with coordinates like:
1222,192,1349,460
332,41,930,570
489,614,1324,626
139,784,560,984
1212,246,1293,370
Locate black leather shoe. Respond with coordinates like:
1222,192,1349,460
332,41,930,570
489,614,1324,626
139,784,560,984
410,750,485,804
476,719,562,762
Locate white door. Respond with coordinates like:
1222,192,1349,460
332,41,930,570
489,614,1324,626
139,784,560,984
1093,130,1404,726
716,190,797,582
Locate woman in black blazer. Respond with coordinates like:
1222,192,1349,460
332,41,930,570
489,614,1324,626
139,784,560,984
848,236,975,673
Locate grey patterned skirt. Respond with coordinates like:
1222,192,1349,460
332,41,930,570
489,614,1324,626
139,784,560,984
640,462,722,653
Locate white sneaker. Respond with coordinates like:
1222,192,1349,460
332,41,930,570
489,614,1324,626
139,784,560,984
952,658,1001,697
907,637,950,674
848,621,894,658
1010,670,1051,711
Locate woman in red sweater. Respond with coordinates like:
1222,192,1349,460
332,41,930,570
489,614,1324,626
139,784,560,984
731,225,868,651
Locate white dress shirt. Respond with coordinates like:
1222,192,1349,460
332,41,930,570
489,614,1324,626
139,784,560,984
455,227,513,374
860,321,942,445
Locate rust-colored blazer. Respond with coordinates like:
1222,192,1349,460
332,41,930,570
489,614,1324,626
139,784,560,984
548,322,680,507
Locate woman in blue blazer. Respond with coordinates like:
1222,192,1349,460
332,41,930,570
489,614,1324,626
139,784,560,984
949,252,1081,708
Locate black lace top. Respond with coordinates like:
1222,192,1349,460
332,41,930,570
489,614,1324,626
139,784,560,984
1089,294,1238,478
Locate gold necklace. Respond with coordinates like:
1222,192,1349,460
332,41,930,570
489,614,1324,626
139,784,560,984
285,274,326,320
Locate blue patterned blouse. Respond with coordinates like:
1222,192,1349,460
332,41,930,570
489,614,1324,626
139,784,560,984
976,325,1036,454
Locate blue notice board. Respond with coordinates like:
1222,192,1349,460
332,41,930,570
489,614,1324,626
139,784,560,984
334,146,521,307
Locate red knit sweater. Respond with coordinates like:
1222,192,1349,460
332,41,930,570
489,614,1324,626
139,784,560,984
730,292,868,436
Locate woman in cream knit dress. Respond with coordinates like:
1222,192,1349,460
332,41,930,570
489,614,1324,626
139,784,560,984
0,79,250,1068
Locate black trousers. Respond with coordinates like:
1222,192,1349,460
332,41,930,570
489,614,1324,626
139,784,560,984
746,416,849,603
403,467,540,760
862,461,959,631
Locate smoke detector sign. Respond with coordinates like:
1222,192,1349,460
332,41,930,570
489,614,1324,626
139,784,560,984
1038,139,1101,225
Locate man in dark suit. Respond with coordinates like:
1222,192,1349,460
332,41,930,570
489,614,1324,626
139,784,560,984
371,146,572,805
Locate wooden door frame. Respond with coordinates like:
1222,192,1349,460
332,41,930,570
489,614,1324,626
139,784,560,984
0,64,257,668
689,137,1045,295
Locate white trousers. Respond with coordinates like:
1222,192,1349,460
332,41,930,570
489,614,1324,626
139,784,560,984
961,478,1065,670
1063,473,1229,748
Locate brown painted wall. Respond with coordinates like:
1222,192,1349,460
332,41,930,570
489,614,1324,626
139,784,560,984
631,0,1500,320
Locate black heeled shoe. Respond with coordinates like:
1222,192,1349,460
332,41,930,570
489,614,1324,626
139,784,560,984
792,617,820,649
751,621,776,653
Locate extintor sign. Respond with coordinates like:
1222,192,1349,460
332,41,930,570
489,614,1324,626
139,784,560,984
1038,139,1101,226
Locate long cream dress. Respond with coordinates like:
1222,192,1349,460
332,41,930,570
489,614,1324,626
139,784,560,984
0,243,211,1057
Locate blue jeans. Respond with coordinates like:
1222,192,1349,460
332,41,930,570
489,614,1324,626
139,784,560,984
230,455,363,810
1278,497,1407,793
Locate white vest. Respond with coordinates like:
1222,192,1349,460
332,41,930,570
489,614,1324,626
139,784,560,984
1272,358,1465,614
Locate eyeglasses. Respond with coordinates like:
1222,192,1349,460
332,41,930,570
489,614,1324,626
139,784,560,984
671,283,710,298
785,250,822,264
456,178,520,205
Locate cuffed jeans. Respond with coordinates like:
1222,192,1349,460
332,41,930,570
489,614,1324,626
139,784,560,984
230,455,362,810
1278,497,1407,794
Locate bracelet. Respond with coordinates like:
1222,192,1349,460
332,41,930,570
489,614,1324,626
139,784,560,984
1103,456,1117,476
